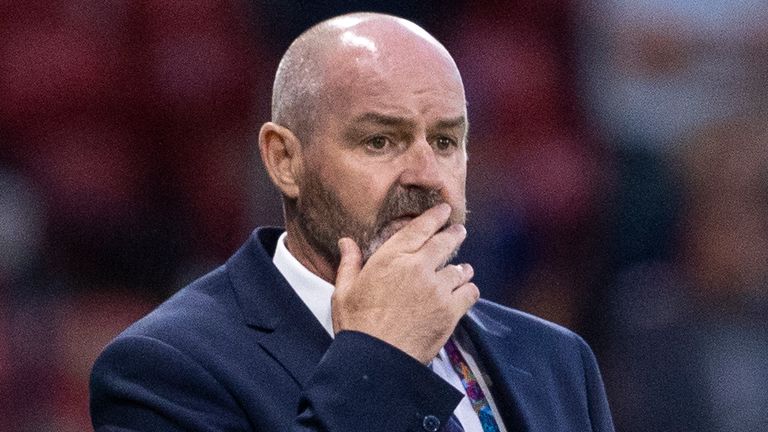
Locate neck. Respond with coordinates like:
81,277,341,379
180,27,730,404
283,219,338,284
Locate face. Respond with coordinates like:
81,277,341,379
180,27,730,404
293,35,468,267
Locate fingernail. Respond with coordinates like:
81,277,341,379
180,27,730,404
337,238,347,255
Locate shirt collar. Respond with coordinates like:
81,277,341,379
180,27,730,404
272,231,336,337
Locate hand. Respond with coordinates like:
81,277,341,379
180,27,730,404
331,203,479,364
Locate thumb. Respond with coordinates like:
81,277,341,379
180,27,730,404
335,237,362,290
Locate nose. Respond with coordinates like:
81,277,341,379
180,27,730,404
398,138,445,191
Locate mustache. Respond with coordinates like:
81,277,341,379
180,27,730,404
374,186,445,229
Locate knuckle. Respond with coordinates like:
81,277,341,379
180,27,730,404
448,224,467,239
451,265,465,283
409,260,430,280
413,219,435,235
332,284,353,300
330,291,344,304
467,283,480,300
462,263,474,275
427,277,442,295
437,294,454,312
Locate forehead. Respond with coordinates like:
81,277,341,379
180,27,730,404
319,33,466,122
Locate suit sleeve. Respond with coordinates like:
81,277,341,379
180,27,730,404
91,331,463,432
294,331,463,431
90,335,251,431
576,336,615,432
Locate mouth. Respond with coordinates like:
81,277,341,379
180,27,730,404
387,211,423,227
386,209,452,230
375,214,418,237
386,216,414,230
391,215,416,223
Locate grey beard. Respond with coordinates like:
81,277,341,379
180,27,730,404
295,176,460,269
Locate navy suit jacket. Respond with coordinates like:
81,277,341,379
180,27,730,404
90,228,614,431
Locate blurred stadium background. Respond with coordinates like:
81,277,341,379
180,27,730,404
1,1,767,430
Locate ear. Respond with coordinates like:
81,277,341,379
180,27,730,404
258,122,303,199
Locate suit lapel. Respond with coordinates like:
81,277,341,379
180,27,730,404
226,228,333,387
227,229,555,429
257,297,333,386
460,305,552,432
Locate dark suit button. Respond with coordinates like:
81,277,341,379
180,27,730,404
422,415,440,432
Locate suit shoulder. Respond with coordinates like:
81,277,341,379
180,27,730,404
471,299,588,348
116,265,241,343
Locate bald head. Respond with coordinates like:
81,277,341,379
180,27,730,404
271,13,463,144
260,13,468,278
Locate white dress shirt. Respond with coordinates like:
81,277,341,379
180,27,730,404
273,232,507,432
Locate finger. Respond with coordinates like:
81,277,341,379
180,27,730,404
333,238,363,333
335,237,362,291
381,203,452,253
435,263,474,291
418,223,467,269
450,282,480,319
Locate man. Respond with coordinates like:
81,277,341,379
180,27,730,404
90,13,614,432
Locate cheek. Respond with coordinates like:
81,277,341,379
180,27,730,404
445,163,467,201
323,165,393,222
448,176,468,223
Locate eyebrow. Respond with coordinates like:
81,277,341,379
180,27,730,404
352,112,415,129
435,116,467,131
351,112,467,131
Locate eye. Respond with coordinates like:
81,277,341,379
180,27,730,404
434,136,458,152
365,135,391,151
